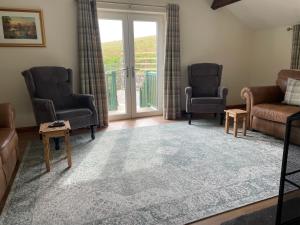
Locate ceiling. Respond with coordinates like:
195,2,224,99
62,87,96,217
226,0,300,29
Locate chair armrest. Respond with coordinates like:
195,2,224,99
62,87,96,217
0,103,15,129
32,98,56,124
185,87,192,113
185,86,192,97
71,94,96,111
218,87,228,99
71,94,99,125
241,86,284,128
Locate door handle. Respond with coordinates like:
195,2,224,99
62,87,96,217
131,67,140,77
120,67,129,77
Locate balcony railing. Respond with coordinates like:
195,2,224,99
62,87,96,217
106,70,157,111
139,71,157,108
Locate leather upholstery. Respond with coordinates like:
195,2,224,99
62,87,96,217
241,69,300,145
22,67,99,129
185,63,228,114
252,104,300,125
0,103,18,204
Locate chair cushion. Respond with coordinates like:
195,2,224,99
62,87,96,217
252,103,300,124
191,97,224,105
283,78,300,106
56,108,92,120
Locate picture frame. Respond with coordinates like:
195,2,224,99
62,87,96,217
0,8,46,47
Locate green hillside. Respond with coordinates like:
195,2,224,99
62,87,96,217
102,36,157,72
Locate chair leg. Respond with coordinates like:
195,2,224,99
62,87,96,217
54,138,60,150
90,125,95,140
220,113,225,125
188,113,192,125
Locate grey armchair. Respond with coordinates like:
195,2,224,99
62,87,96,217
22,67,99,142
185,63,228,125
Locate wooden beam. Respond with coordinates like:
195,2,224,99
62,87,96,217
211,0,241,10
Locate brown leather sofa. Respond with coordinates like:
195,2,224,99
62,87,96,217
0,103,19,204
241,70,300,145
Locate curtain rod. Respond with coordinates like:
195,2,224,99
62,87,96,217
97,0,166,8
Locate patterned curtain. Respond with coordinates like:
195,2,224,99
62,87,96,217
291,24,300,70
78,0,108,127
164,4,181,120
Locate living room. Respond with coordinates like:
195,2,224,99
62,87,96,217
0,0,299,224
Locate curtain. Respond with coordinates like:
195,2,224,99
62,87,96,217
78,0,108,127
164,4,181,120
291,24,300,70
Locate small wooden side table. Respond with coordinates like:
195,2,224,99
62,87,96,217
224,109,248,137
39,121,72,172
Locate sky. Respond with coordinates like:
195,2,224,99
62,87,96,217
99,19,157,43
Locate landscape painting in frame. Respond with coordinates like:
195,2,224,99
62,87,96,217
0,8,45,47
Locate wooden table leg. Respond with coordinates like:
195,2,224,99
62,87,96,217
233,115,238,137
243,116,247,136
225,112,230,134
42,135,51,172
65,131,72,168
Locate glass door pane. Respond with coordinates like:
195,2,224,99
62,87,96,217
99,19,128,117
133,21,158,113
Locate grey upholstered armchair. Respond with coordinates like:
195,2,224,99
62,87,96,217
185,63,228,125
22,67,99,142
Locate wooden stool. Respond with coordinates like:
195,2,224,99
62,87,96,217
224,109,248,137
39,121,72,172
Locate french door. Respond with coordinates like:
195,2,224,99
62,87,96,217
99,11,165,120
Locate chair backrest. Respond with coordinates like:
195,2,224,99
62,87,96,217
188,63,223,97
22,66,73,109
277,69,300,94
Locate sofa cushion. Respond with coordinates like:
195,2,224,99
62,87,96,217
56,108,92,120
191,97,224,105
252,103,300,124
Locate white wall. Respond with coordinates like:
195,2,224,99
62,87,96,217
0,0,274,127
0,0,78,127
249,27,293,86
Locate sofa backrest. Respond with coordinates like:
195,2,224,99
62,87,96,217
277,70,300,93
22,67,74,109
188,63,223,97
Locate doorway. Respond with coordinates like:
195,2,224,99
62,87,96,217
99,11,165,120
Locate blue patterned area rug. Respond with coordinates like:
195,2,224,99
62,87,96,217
1,120,298,225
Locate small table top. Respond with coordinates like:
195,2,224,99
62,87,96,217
224,109,247,115
39,121,71,134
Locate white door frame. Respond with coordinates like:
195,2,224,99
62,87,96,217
99,10,165,121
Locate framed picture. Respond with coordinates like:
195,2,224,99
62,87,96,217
0,8,46,47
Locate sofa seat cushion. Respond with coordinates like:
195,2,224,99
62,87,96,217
0,129,15,151
56,108,92,120
252,103,300,124
191,97,223,105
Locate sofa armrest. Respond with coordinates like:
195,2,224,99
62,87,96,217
218,87,228,99
241,85,284,128
241,86,283,106
32,98,56,124
0,103,15,129
185,87,192,113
